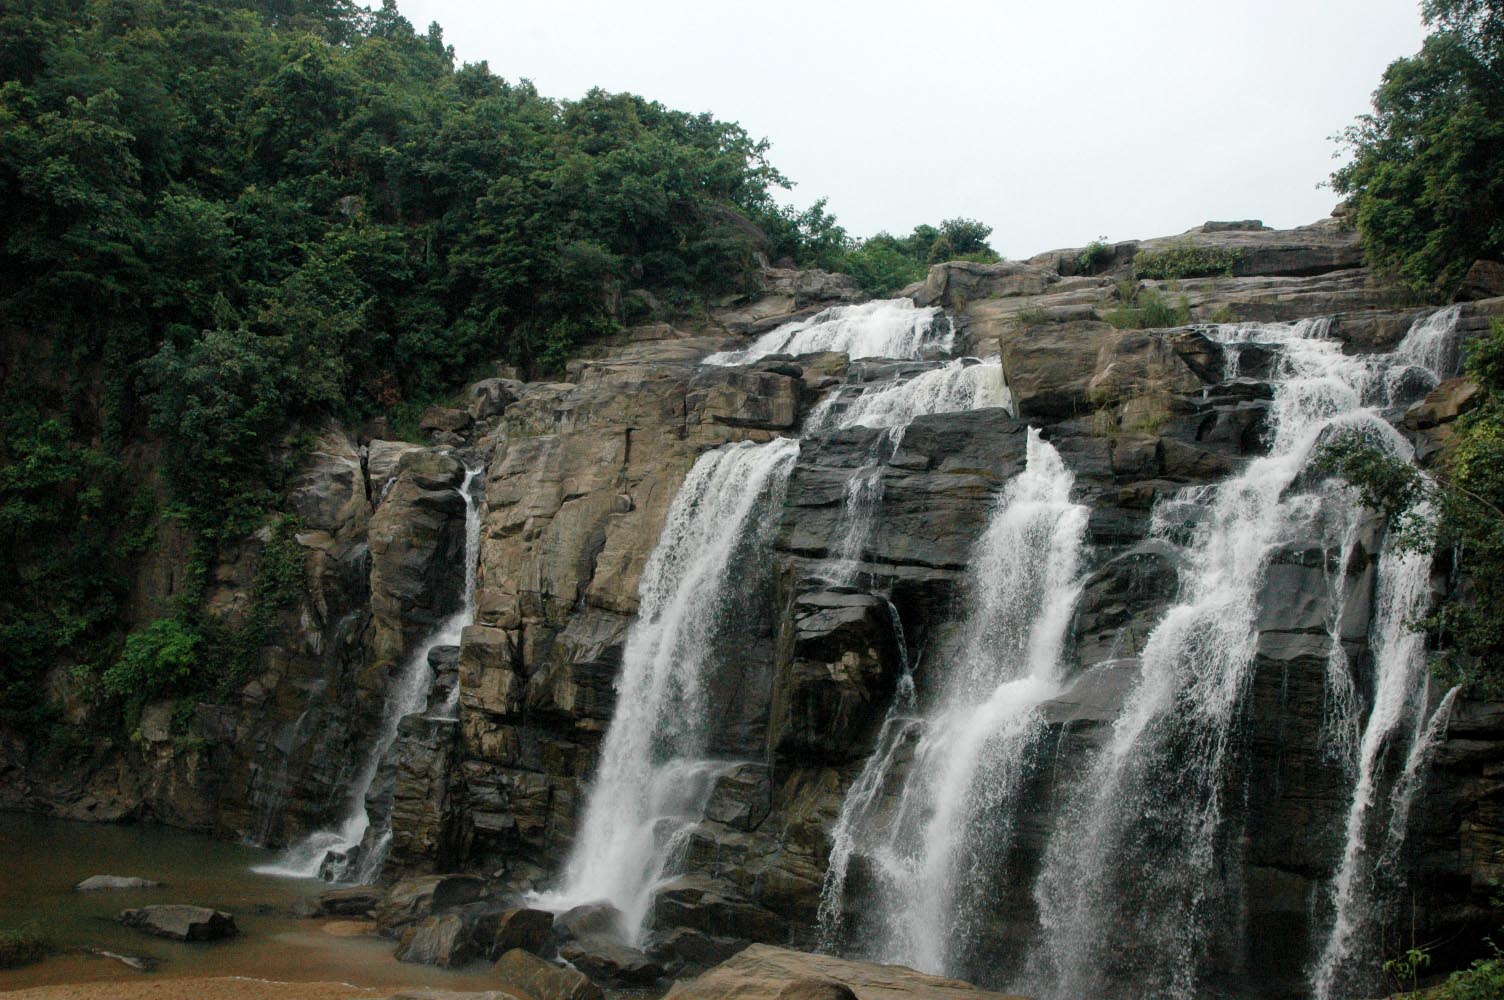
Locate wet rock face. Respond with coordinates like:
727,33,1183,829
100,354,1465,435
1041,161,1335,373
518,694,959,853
117,905,237,941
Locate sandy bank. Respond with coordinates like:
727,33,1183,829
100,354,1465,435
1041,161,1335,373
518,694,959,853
0,977,383,1000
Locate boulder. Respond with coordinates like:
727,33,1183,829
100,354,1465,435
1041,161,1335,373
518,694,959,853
468,378,523,420
494,948,604,1000
553,902,626,942
647,927,750,971
664,944,1028,1000
367,440,426,500
117,905,237,942
558,936,666,988
776,981,859,1000
1406,377,1481,430
490,907,554,957
1454,259,1504,301
395,913,470,967
318,885,383,916
419,406,473,437
652,876,782,941
75,876,161,891
375,874,488,937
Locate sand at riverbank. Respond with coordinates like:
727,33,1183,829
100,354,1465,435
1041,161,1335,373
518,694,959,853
0,977,385,1000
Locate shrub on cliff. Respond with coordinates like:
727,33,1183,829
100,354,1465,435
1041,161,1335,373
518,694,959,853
1334,0,1504,293
1317,318,1504,696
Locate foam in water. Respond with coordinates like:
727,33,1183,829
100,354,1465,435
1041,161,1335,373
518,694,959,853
1025,308,1462,999
703,299,950,366
805,357,1013,435
256,465,484,882
533,438,799,940
819,430,1088,975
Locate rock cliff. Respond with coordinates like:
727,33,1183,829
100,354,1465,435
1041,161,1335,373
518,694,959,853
5,218,1504,999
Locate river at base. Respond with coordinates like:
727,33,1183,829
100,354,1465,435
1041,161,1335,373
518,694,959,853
0,813,498,993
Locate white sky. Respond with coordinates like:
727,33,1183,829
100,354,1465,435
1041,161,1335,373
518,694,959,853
396,0,1428,259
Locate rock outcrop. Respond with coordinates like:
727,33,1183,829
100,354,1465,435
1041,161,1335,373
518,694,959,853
117,905,237,941
6,225,1504,1000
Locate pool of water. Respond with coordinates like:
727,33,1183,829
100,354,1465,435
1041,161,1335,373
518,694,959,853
0,813,497,992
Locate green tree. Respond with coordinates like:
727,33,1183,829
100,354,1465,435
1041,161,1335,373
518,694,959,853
1333,5,1504,292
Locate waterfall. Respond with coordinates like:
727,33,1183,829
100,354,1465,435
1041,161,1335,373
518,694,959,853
805,357,1014,435
1026,308,1461,1000
819,430,1088,975
807,358,1013,586
533,438,799,940
256,464,484,882
1395,303,1464,379
1309,518,1454,997
703,299,950,366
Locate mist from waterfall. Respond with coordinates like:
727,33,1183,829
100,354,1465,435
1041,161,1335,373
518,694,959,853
818,429,1088,975
703,299,950,366
1025,308,1463,1000
256,465,485,883
534,438,799,941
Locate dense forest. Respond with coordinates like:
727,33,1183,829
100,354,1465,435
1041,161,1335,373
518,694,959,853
0,0,998,735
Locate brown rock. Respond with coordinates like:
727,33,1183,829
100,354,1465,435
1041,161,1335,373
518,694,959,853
490,907,554,957
1406,377,1482,430
1455,260,1504,301
664,944,1028,1000
776,980,859,1000
419,406,473,436
494,948,604,1000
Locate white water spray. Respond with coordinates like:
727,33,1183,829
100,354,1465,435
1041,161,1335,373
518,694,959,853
1028,308,1462,999
533,439,799,940
704,300,950,366
257,465,484,882
820,430,1088,974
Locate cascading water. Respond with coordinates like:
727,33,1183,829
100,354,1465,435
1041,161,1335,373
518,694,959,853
257,464,485,882
805,357,1014,435
534,438,799,940
1310,519,1457,999
1025,308,1463,1000
807,358,1013,586
818,430,1088,976
703,299,951,367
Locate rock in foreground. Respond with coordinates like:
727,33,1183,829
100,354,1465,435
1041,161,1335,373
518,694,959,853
665,944,1030,1000
117,904,237,941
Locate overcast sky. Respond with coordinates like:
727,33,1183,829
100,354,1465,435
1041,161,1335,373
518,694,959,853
396,0,1428,259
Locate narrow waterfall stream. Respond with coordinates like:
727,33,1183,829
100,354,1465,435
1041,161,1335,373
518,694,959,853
818,429,1088,973
807,357,1012,586
258,464,485,883
534,439,799,939
1024,309,1463,1000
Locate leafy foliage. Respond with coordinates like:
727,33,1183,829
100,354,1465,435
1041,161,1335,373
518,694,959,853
1316,318,1504,696
1133,240,1242,280
1333,3,1504,292
0,926,49,970
0,0,833,727
1078,237,1112,274
1103,283,1191,329
838,218,1002,295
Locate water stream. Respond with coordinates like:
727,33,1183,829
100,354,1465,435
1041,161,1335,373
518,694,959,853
1026,309,1461,999
818,429,1088,973
258,464,484,883
533,439,799,940
703,299,952,366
